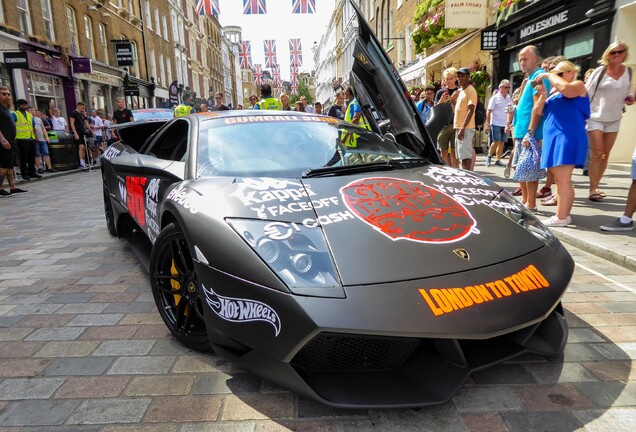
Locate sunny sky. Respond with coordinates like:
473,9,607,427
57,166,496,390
218,0,336,80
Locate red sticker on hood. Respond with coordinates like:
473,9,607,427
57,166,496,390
340,177,476,243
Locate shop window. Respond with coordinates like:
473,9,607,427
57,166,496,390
27,72,65,117
66,7,80,56
41,0,55,41
99,23,109,64
17,0,31,36
564,28,594,60
84,16,95,59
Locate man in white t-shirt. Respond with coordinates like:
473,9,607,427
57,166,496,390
485,80,513,166
90,109,104,160
50,108,68,131
28,107,55,173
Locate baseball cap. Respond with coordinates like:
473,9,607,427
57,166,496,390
17,99,28,105
457,67,471,75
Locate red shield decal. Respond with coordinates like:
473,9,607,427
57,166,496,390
340,177,476,244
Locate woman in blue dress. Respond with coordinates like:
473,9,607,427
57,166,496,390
533,61,590,227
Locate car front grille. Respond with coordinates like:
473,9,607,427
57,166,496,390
291,333,420,375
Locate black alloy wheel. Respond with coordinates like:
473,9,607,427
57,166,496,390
150,223,211,351
103,184,117,236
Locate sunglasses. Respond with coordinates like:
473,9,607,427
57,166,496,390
610,49,626,55
557,72,565,77
501,86,511,89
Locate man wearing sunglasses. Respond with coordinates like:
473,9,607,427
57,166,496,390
210,92,230,111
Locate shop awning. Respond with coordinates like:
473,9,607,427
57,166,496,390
399,31,480,83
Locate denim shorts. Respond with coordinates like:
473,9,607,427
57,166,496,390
34,141,49,157
631,147,636,180
587,119,621,133
490,125,506,142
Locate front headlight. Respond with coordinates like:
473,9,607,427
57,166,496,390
489,191,555,245
227,219,341,292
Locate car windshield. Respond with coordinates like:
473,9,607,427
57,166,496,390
196,116,421,177
132,110,174,122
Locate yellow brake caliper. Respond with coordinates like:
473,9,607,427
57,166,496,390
170,261,182,302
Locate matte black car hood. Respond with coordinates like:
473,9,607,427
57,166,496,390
190,166,544,286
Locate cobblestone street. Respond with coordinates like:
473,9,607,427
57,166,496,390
0,171,634,431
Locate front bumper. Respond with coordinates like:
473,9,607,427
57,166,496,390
195,242,573,408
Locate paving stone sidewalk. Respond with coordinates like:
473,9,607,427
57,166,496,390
0,171,634,431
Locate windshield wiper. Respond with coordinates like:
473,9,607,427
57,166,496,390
303,158,430,178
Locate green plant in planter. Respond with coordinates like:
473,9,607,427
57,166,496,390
412,0,466,54
496,0,526,27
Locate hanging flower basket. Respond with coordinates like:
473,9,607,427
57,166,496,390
412,0,466,54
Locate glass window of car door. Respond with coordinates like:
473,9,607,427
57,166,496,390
146,120,189,161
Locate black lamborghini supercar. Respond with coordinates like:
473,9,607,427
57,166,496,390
101,2,573,408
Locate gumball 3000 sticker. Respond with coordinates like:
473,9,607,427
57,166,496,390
340,177,477,244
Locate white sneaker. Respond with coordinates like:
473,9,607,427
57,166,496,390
485,156,492,166
543,215,571,227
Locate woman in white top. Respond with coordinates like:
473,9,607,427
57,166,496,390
585,41,635,201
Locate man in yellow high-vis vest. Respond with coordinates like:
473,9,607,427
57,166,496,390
254,84,281,110
174,94,194,117
12,99,39,180
341,87,370,148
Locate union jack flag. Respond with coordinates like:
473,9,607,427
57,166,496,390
271,66,281,87
253,64,263,86
289,38,303,67
243,0,266,15
196,0,220,16
292,0,315,14
263,40,277,69
239,41,253,69
290,66,299,95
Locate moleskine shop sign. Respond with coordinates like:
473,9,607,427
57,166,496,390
115,41,134,67
518,7,587,43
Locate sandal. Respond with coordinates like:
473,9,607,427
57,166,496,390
504,165,511,179
588,192,604,202
542,195,558,206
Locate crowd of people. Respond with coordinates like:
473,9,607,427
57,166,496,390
417,42,634,231
0,94,137,196
3,53,635,234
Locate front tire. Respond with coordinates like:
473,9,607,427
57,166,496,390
150,223,211,352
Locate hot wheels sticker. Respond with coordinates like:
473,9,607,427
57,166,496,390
202,285,281,336
340,177,477,244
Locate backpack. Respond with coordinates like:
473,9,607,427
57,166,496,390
474,99,486,127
